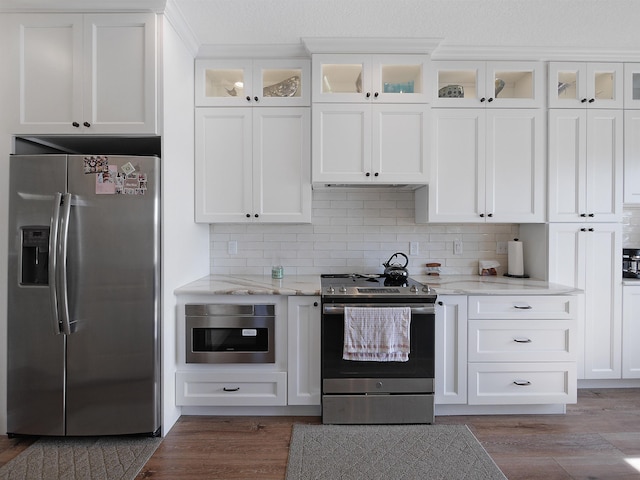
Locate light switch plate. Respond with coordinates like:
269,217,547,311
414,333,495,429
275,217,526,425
453,239,463,255
410,242,419,255
228,240,238,255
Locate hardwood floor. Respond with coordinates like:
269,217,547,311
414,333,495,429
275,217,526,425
1,388,639,479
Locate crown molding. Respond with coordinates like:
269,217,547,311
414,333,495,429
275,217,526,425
0,0,166,13
163,0,199,57
432,44,640,62
197,43,309,59
302,37,443,55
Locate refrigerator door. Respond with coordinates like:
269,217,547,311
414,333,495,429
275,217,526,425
7,155,67,436
64,155,161,436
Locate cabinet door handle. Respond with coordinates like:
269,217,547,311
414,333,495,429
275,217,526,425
487,97,494,102
480,97,486,103
72,122,80,127
513,380,531,386
588,98,595,103
83,121,91,127
514,304,532,310
581,98,588,103
513,337,532,343
223,387,240,392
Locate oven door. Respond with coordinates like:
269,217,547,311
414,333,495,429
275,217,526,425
321,302,435,394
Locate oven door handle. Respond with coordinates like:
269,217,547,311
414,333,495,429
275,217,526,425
323,305,435,315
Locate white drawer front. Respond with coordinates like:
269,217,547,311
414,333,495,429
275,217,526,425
468,320,575,362
176,371,287,406
468,295,575,320
468,363,577,405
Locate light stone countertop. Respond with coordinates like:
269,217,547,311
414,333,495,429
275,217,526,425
175,274,579,296
174,274,322,296
413,274,581,295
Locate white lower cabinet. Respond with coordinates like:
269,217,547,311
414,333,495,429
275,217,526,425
467,295,577,405
622,285,640,378
176,371,287,407
287,296,321,405
435,295,467,404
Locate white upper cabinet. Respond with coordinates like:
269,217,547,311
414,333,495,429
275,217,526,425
417,108,544,223
548,62,623,109
312,54,430,104
195,107,311,223
548,109,623,222
432,61,544,108
195,58,310,107
7,13,157,134
624,63,640,109
624,110,640,204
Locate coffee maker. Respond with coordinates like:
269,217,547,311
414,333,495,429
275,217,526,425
623,248,640,278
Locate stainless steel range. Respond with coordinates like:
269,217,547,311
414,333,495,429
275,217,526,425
320,273,437,424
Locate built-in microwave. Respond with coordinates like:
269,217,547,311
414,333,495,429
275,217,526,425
624,249,640,279
185,304,275,363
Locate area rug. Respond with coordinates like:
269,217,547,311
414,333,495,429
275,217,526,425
285,424,506,480
0,436,161,480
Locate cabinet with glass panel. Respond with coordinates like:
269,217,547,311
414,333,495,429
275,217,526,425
432,61,544,108
624,63,640,109
195,59,310,107
312,54,429,104
548,62,623,109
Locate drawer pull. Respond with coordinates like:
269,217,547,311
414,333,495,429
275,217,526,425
514,304,532,310
223,387,240,392
513,380,532,386
513,337,532,343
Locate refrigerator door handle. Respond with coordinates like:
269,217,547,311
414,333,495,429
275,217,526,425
58,193,73,335
49,193,63,334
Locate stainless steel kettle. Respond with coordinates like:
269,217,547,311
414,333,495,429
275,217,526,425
382,252,409,279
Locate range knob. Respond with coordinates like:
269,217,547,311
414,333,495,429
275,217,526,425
410,285,419,293
327,286,335,294
339,285,348,293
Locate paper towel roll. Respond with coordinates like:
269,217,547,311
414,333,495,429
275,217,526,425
508,240,524,276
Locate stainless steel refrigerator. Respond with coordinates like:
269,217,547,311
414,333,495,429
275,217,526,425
7,154,161,436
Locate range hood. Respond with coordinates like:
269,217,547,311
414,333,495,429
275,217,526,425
312,183,426,190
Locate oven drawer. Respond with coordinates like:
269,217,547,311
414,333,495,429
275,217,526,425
468,320,575,362
322,394,434,424
176,371,287,406
468,295,575,320
468,363,577,405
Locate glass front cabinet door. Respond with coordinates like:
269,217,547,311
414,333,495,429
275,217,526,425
195,59,310,107
624,63,640,109
548,62,623,109
432,61,544,108
312,54,429,103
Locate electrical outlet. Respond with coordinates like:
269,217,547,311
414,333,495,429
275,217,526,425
410,242,419,255
228,240,238,255
496,241,508,254
453,239,463,255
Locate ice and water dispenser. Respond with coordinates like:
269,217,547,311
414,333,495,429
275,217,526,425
21,226,49,285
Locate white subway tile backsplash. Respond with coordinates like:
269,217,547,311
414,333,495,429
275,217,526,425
210,189,520,275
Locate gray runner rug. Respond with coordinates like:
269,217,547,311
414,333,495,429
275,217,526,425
286,424,507,480
0,436,161,480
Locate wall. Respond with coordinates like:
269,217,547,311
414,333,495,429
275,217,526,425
210,189,519,277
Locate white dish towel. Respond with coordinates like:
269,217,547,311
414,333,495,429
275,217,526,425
343,307,411,362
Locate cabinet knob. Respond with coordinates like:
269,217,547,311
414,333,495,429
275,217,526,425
374,172,379,177
487,213,493,217
581,98,588,103
366,172,371,177
83,121,91,127
72,122,80,127
246,96,251,102
246,213,251,218
313,302,318,307
479,213,485,217
487,97,494,102
374,92,379,98
580,213,587,217
480,97,486,103
437,301,443,306
580,228,587,232
254,96,259,102
588,98,595,103
366,92,371,98
254,213,259,218
588,213,595,217
588,228,594,232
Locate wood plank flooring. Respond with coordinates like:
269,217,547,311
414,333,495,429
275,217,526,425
0,388,639,479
